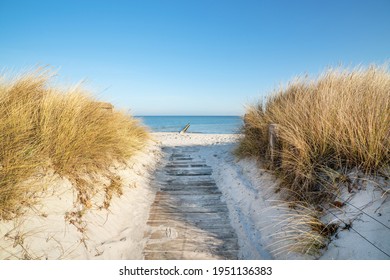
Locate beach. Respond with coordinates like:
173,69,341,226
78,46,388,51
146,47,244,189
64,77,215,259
0,132,389,260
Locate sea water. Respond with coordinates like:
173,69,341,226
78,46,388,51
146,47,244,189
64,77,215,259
135,116,243,134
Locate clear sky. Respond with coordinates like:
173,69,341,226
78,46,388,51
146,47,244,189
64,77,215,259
0,0,389,116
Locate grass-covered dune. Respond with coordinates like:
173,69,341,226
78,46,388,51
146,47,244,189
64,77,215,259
0,69,149,220
237,65,389,255
238,65,389,203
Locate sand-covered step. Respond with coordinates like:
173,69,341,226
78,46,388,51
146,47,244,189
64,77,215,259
149,205,229,214
154,191,222,199
152,199,224,206
161,180,217,186
147,226,237,240
159,189,223,195
165,169,212,176
144,250,238,260
170,157,193,161
164,176,215,183
147,210,229,221
147,227,237,240
169,160,206,164
165,164,209,168
146,221,232,232
147,210,230,221
160,185,218,191
144,238,239,253
151,199,227,208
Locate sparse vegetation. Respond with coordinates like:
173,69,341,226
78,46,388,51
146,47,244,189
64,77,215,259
0,68,149,219
237,65,390,254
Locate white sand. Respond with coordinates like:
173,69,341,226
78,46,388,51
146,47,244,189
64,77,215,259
1,132,389,260
0,140,162,260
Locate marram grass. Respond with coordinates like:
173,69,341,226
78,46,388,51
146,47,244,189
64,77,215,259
237,65,390,255
0,68,149,219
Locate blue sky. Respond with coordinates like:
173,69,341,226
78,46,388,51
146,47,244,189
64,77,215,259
0,0,389,115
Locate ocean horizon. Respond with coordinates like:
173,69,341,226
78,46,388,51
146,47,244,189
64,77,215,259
135,115,243,134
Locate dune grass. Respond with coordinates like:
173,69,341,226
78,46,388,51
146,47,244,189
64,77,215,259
236,65,390,254
0,68,149,219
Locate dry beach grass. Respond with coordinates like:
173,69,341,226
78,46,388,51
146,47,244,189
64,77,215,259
0,68,149,220
237,65,390,255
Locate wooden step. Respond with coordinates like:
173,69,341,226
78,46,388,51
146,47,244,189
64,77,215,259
155,192,222,200
146,226,237,240
149,205,229,214
144,250,238,260
144,239,239,253
165,170,213,176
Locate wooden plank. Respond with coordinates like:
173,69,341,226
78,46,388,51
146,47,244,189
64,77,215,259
160,187,219,193
170,154,189,157
146,227,237,240
146,223,236,235
160,189,222,195
164,176,214,183
144,251,238,260
149,205,229,214
170,157,193,161
147,211,229,221
166,167,212,171
161,182,217,187
165,172,213,176
169,161,206,165
166,164,209,168
151,200,227,208
155,191,222,198
146,221,232,231
165,168,213,175
154,196,223,203
147,210,230,220
144,239,239,253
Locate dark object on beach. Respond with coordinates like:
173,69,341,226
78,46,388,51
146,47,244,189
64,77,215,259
180,123,190,134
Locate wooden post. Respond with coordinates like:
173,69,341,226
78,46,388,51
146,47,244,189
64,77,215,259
269,124,279,167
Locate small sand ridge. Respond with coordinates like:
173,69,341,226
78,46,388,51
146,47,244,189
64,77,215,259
143,147,239,259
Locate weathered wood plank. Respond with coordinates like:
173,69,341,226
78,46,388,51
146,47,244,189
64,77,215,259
153,197,223,206
170,157,193,161
169,161,206,165
151,200,227,208
146,226,237,240
165,171,213,176
147,211,229,221
159,189,222,195
149,205,228,213
160,185,218,191
144,251,238,260
144,239,239,252
161,181,217,187
155,191,222,199
166,165,210,169
164,176,215,183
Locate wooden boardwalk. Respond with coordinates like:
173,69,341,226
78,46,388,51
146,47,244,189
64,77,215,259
143,147,238,259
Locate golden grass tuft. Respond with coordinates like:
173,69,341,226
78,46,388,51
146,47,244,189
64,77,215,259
0,68,149,219
237,65,390,254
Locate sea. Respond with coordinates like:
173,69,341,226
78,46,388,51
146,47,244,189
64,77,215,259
135,116,243,134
